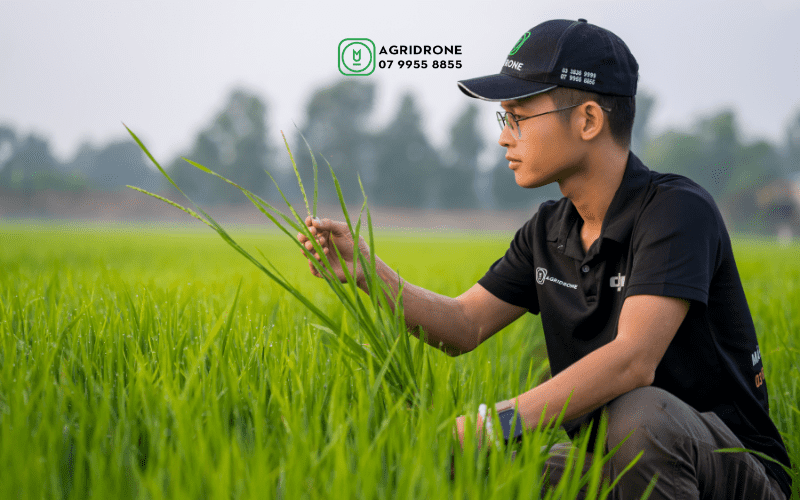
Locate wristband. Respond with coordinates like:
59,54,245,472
497,407,524,444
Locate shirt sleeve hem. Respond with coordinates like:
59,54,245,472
625,282,708,305
477,274,536,311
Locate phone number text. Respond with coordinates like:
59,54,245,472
378,60,462,69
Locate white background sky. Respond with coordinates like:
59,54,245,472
1,0,799,168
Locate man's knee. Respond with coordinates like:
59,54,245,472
605,387,686,466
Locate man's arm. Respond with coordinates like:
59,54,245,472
299,216,527,355
458,294,690,442
374,268,527,356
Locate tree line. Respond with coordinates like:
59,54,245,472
1,82,799,230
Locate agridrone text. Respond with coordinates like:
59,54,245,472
379,45,462,55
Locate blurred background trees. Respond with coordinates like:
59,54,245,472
1,83,799,234
295,80,377,205
371,93,441,208
167,89,274,205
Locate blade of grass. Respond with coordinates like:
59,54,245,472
281,131,310,219
294,125,319,219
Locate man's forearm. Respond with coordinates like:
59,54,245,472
496,337,650,429
358,255,479,355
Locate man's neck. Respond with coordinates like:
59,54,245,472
559,146,630,236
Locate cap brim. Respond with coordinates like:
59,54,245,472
457,73,556,101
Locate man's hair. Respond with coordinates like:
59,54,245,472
548,87,635,149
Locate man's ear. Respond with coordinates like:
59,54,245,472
575,101,605,142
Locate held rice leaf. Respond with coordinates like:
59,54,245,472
264,170,312,233
127,126,420,403
282,131,310,219
128,150,339,332
126,186,211,228
294,125,319,218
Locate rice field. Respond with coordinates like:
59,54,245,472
1,221,798,499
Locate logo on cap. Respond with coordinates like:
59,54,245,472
509,32,530,56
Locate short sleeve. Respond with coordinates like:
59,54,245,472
626,188,721,305
478,215,540,313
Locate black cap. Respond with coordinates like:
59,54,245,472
458,19,638,101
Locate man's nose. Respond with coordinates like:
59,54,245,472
498,124,515,147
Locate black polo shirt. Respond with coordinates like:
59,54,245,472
478,152,791,496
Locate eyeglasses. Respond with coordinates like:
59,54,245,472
496,103,611,138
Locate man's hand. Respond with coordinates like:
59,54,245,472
298,216,370,285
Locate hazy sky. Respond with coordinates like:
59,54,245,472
1,0,799,166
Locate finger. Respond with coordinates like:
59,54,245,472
314,217,337,234
304,240,314,251
309,226,317,236
308,260,320,277
455,416,466,449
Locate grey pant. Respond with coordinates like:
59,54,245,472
543,387,786,500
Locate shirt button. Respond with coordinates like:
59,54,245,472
581,265,590,273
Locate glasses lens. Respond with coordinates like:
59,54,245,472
496,112,506,132
497,111,520,136
506,113,519,136
497,111,524,138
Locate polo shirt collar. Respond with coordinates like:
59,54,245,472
550,152,651,254
601,152,651,244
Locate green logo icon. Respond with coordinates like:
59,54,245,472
509,32,530,56
339,38,375,76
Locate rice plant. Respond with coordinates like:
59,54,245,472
126,125,424,406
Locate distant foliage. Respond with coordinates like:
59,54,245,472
0,131,82,193
372,93,442,208
66,140,159,192
439,104,482,209
168,89,275,205
642,107,797,231
295,80,377,205
2,87,800,234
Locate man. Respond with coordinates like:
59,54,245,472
298,19,792,499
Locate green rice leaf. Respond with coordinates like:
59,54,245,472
294,125,319,218
282,131,310,219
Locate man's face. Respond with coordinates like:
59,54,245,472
498,93,581,189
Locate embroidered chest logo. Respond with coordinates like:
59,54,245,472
536,267,578,289
610,273,626,291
